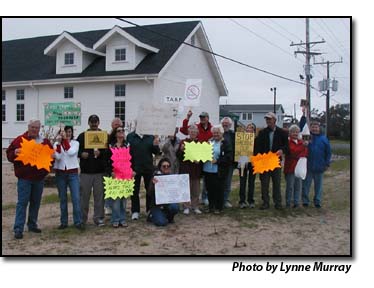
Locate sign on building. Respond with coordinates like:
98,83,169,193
44,102,81,126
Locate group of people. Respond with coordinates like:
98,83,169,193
6,109,331,240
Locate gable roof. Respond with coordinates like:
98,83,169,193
2,21,200,82
220,104,285,113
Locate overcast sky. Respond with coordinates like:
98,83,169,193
2,17,350,118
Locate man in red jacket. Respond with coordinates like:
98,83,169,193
6,119,53,239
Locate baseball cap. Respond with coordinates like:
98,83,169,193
199,112,209,118
88,114,100,122
264,112,276,119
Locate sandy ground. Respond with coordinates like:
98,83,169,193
2,150,351,256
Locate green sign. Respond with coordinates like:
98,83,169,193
44,102,81,126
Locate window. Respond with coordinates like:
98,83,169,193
242,112,252,121
2,104,5,121
115,101,125,121
16,103,24,121
115,84,126,97
64,53,74,65
2,90,5,101
115,48,126,61
16,89,24,100
64,87,74,99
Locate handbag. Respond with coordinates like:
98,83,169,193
294,157,307,180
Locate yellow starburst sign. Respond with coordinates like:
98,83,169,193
103,177,134,200
183,142,213,163
15,137,54,172
251,152,281,174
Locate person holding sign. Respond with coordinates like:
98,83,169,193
254,112,288,210
177,124,202,215
77,114,107,227
105,127,131,228
53,126,83,230
284,125,308,208
238,123,257,209
221,117,235,208
146,158,179,226
127,128,161,220
6,119,53,239
203,125,233,214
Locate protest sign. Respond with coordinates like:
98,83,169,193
44,102,81,126
251,152,281,174
183,79,202,107
154,174,190,205
15,137,54,172
136,103,178,136
103,177,134,199
110,147,133,180
234,132,255,161
183,142,213,162
84,131,108,149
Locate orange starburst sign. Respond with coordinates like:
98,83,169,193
15,137,54,172
251,152,281,174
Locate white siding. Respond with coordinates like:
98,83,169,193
105,34,135,71
154,35,220,127
56,40,83,74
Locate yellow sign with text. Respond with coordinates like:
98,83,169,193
234,132,255,162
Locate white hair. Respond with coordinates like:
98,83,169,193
220,117,233,125
28,118,41,126
211,125,224,134
289,124,300,134
188,124,199,133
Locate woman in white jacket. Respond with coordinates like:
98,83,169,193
53,126,83,230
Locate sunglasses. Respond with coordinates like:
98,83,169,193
161,164,171,168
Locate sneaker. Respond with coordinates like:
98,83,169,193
119,222,128,227
193,208,202,214
105,207,112,216
96,219,105,227
75,224,85,230
224,201,233,208
249,203,255,208
183,208,190,215
28,227,42,233
112,223,119,228
203,199,209,206
239,202,248,209
131,212,139,220
58,224,68,230
14,232,23,239
214,210,222,215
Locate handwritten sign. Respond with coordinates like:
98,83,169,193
184,79,202,107
15,137,54,172
234,132,255,162
84,131,108,149
44,102,81,126
111,147,133,180
183,142,213,163
251,152,281,174
155,174,190,205
136,103,178,136
103,177,134,199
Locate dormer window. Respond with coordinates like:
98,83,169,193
64,52,74,65
115,48,126,61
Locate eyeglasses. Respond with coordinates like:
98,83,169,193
161,164,170,168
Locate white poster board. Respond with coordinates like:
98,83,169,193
183,79,202,107
155,174,190,205
136,103,178,136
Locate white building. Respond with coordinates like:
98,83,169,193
2,21,227,147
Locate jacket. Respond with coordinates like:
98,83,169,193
6,131,53,181
307,133,331,173
179,118,213,142
203,139,233,178
284,138,308,174
126,132,161,174
254,126,289,160
53,139,80,171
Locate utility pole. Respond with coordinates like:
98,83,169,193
314,58,343,136
270,87,276,113
291,18,325,125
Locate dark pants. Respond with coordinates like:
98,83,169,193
238,164,256,204
259,167,282,208
132,173,153,213
149,204,179,226
205,172,225,211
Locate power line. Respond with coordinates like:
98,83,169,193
115,17,310,88
255,18,294,43
320,18,350,57
268,18,303,42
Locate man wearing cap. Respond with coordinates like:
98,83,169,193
179,110,213,142
77,114,107,226
254,112,288,210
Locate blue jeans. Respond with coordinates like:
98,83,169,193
105,198,113,209
302,171,324,206
285,173,301,207
149,203,179,226
55,171,82,226
111,198,127,224
14,178,44,233
223,164,234,202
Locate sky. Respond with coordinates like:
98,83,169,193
2,17,350,119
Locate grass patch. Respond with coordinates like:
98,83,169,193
330,158,350,172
